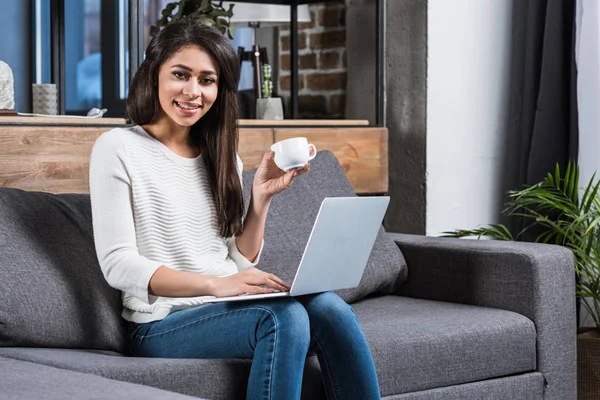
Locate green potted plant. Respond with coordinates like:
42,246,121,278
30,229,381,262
256,64,283,120
150,0,236,39
444,163,600,399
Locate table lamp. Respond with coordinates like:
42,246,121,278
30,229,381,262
222,2,310,100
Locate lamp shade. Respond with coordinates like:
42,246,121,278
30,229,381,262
223,2,311,26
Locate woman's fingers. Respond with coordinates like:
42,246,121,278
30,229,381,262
293,163,310,178
261,272,290,291
268,273,291,290
265,277,290,292
283,170,296,186
245,270,290,292
244,285,276,295
261,150,275,164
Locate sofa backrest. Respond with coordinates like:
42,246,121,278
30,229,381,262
242,151,407,304
0,189,127,352
0,151,407,353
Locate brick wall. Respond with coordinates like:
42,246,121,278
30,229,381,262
278,1,346,119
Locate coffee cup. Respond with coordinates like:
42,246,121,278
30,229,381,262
270,137,317,171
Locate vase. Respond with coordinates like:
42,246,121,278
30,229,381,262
32,83,58,115
256,97,283,120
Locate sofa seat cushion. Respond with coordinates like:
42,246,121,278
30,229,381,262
0,356,201,400
386,373,545,400
352,295,537,397
0,348,325,400
242,150,408,304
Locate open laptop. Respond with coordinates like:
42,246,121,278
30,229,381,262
202,196,390,303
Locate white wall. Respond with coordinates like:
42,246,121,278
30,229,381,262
426,0,513,235
575,0,600,327
576,0,600,194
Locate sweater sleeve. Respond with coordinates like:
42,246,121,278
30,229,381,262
89,130,163,304
225,154,264,271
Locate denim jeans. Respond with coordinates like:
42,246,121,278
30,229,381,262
129,291,380,400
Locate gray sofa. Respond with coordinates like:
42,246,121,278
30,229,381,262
0,151,576,399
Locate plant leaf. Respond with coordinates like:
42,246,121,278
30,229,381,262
441,225,513,241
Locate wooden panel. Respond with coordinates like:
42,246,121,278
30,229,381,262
239,119,369,126
0,126,105,193
238,128,273,170
0,126,273,193
274,128,388,194
0,116,127,125
1,117,367,127
0,124,387,195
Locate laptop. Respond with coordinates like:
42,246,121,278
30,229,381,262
202,196,390,303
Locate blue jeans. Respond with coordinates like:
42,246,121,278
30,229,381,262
129,292,380,400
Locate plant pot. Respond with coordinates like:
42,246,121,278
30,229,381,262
256,97,284,120
578,328,600,399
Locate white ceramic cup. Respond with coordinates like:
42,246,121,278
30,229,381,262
270,137,317,171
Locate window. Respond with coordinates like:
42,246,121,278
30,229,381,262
35,0,129,116
35,0,254,116
64,0,102,112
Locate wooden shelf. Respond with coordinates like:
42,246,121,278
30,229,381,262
0,116,127,126
0,120,387,195
238,119,370,127
0,117,370,128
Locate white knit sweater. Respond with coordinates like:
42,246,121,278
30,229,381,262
89,126,261,323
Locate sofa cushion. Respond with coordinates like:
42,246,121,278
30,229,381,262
242,150,408,303
386,372,548,400
385,373,545,400
0,188,126,352
351,295,537,397
0,356,201,400
0,348,326,400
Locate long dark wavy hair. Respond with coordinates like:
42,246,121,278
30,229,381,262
126,18,243,238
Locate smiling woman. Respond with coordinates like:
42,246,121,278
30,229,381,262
125,19,244,236
88,18,380,400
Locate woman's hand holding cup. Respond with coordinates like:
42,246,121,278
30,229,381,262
270,137,317,172
252,137,316,199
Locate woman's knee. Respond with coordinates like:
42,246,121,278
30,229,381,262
302,292,355,325
256,298,311,347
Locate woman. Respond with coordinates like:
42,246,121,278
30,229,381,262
89,18,380,400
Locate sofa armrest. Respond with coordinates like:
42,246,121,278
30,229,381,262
389,233,576,400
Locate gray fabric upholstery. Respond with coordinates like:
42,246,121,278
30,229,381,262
351,296,536,396
390,233,576,400
0,188,126,353
0,347,325,399
0,356,201,400
0,295,537,399
0,149,578,399
241,150,407,303
383,373,545,400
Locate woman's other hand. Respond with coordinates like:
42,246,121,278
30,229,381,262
252,151,309,199
210,268,291,298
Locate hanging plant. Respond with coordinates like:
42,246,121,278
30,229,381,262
150,0,236,39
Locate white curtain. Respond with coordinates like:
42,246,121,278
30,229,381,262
576,0,600,189
576,0,600,327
